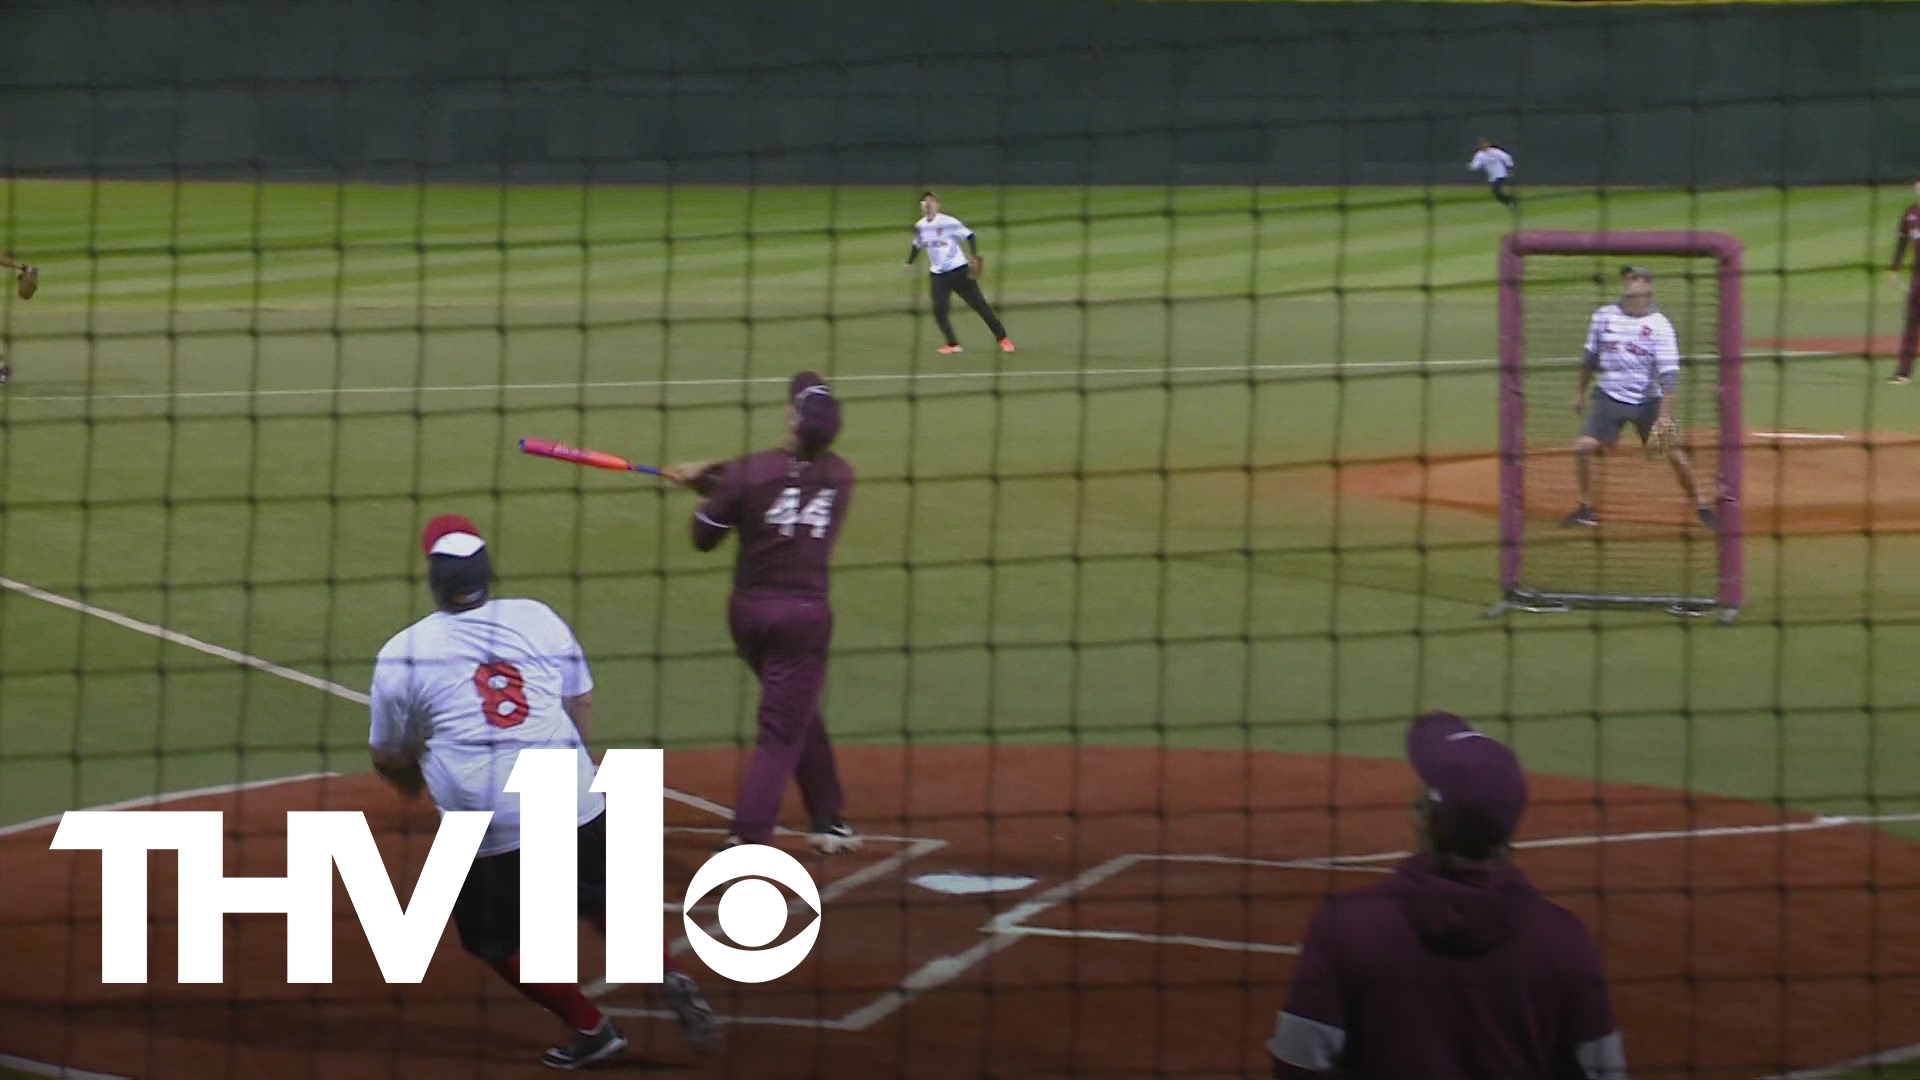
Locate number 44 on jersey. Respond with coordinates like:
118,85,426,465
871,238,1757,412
764,487,836,538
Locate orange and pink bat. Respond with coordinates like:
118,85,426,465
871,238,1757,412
518,438,662,476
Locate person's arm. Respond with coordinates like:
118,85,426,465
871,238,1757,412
367,651,425,799
1653,318,1682,420
564,692,593,744
1267,906,1348,1079
683,459,745,552
1893,214,1912,288
1574,312,1603,412
1559,922,1631,1079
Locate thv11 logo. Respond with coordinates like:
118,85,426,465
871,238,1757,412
49,749,821,985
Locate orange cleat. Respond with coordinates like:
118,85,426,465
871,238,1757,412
938,344,965,355
998,338,1016,353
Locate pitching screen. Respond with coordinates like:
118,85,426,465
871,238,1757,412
1508,248,1736,614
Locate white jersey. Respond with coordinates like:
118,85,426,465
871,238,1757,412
913,213,974,275
368,597,602,857
1469,147,1514,182
1584,303,1680,406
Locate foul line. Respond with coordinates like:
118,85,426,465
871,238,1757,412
1763,1040,1920,1079
0,580,748,841
0,351,1839,408
0,1053,128,1080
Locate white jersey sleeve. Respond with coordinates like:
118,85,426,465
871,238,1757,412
1652,314,1681,374
1584,308,1607,357
368,639,423,752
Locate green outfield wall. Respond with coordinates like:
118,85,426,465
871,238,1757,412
2,0,1915,186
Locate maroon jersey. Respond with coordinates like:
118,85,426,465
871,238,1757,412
692,448,853,597
1894,204,1920,279
1270,854,1624,1080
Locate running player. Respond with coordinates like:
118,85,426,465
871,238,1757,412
1885,176,1920,385
905,191,1014,355
368,515,717,1070
1561,265,1717,531
665,372,860,854
1468,137,1517,207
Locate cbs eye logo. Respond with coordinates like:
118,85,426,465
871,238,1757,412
682,844,822,982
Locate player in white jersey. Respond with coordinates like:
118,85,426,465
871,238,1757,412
368,514,717,1069
1468,137,1517,207
1561,267,1717,531
905,191,1015,355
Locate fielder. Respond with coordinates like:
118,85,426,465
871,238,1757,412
905,191,1015,356
665,372,860,855
1468,137,1517,207
0,252,39,384
1885,175,1920,385
1269,712,1629,1080
368,515,717,1070
1562,265,1718,532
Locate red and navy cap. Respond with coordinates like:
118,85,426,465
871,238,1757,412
1407,711,1528,846
790,371,841,456
421,514,491,605
422,514,485,558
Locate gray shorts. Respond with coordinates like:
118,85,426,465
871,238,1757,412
1580,391,1661,448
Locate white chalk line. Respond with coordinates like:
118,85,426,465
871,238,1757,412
1763,1040,1920,1079
0,351,1839,409
0,1052,129,1080
1752,432,1849,441
996,925,1302,956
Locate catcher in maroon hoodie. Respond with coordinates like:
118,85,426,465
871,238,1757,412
1268,713,1628,1080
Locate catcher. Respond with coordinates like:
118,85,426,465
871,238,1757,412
1561,264,1717,532
0,252,39,385
904,191,1014,356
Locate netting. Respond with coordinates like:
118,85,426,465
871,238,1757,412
1513,250,1729,613
4,1,1920,1078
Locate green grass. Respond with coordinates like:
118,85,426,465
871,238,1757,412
2,179,1918,831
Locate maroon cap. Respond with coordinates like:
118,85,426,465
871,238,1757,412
789,370,841,455
1407,712,1528,844
421,514,485,559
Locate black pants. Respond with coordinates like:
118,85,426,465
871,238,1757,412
451,813,608,966
930,267,1007,345
1490,178,1516,206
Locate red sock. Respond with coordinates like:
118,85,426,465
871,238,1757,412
494,954,606,1032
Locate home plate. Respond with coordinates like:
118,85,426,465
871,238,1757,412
910,872,1039,896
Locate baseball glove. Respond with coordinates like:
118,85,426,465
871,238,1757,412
1645,414,1678,457
665,460,726,496
968,256,984,281
16,265,37,301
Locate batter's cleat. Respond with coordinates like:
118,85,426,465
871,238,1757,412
541,1019,627,1070
1891,374,1912,385
659,970,720,1053
937,344,964,355
1561,505,1599,528
998,337,1016,353
714,832,752,853
808,817,863,855
1696,504,1720,531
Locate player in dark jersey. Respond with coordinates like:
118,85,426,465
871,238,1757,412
1269,712,1626,1080
665,372,860,854
0,251,39,384
1886,177,1920,385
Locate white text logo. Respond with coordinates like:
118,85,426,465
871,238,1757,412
49,749,820,985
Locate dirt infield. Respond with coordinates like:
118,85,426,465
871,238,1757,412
1343,432,1920,535
4,745,1920,1079
1761,335,1902,358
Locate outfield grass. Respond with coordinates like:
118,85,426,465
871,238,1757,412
1,180,1917,832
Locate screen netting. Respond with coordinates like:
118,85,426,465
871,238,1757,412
1516,253,1727,612
3,1,1920,1079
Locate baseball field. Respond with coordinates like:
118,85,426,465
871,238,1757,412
2,179,1919,1078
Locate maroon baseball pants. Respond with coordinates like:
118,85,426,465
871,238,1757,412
1900,290,1920,379
727,592,846,844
